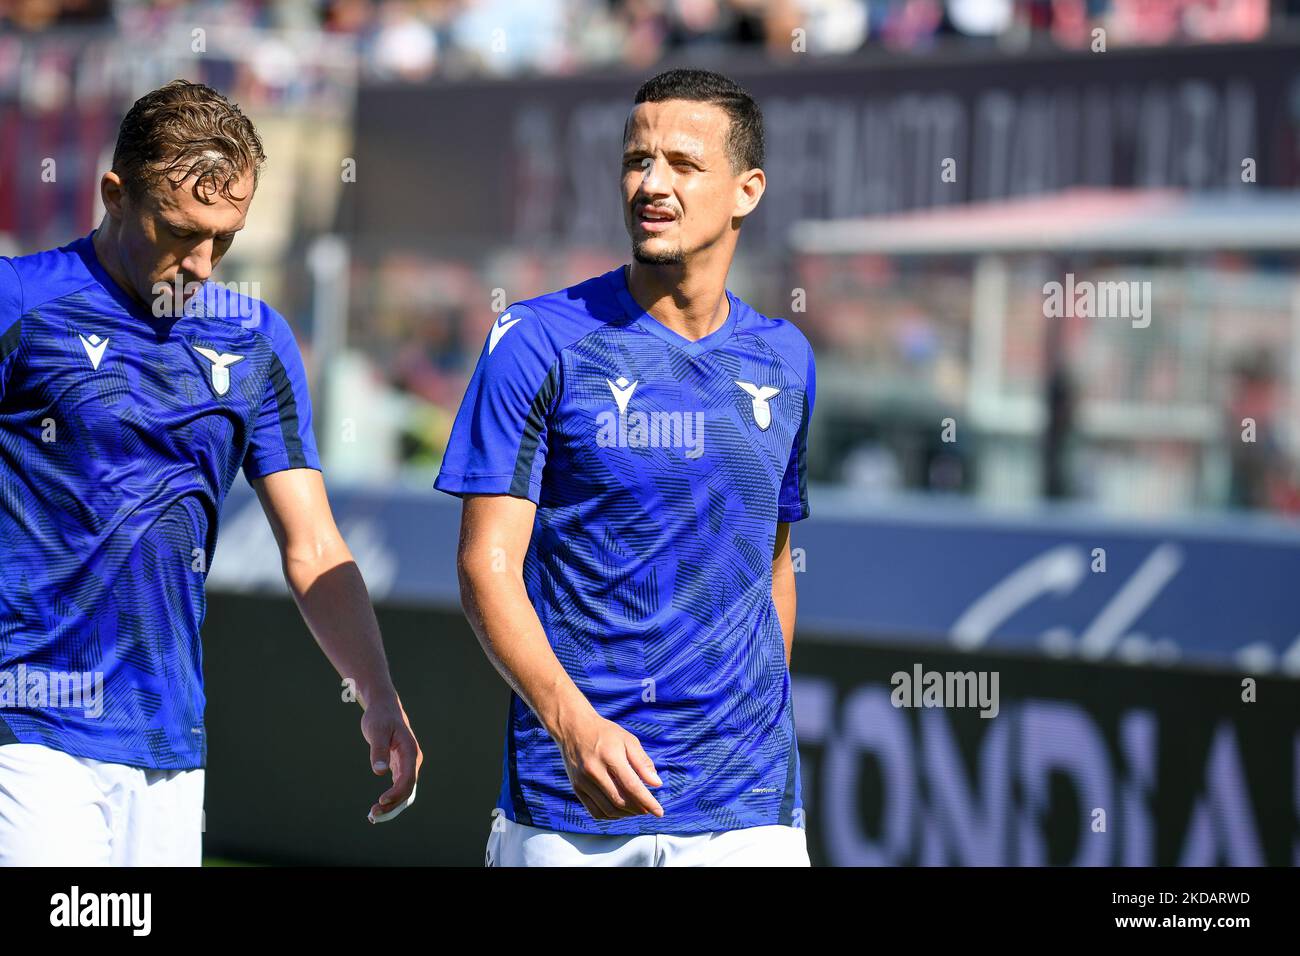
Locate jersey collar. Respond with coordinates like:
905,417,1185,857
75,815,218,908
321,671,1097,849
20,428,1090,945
611,265,739,356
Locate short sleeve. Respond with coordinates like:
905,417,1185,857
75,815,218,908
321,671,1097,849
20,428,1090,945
777,338,815,522
434,303,559,504
242,307,322,479
0,258,23,405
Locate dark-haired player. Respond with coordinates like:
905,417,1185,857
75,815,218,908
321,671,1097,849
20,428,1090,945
438,69,814,866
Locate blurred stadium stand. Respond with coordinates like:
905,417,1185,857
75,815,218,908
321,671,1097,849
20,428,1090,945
2,1,1298,865
0,0,1289,75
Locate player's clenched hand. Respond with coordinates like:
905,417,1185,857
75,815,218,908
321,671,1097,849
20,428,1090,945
360,696,423,823
556,711,664,820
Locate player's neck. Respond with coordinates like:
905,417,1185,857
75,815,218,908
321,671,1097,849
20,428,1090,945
626,260,732,343
90,223,147,309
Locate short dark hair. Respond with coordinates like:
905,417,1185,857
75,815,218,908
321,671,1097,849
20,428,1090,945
631,69,765,173
112,79,266,203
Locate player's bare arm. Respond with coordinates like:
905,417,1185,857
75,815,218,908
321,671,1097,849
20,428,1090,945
253,467,422,822
772,522,796,667
435,72,810,863
455,493,663,821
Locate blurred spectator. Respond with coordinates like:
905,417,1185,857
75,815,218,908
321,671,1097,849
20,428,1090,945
1225,349,1289,511
367,0,439,80
2,0,111,30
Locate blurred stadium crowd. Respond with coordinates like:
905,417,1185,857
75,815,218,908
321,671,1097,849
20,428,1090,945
0,0,1285,79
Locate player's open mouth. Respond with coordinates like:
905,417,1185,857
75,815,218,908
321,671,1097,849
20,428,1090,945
636,206,677,232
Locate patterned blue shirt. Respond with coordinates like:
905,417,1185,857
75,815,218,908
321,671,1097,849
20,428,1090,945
437,266,815,834
0,234,320,769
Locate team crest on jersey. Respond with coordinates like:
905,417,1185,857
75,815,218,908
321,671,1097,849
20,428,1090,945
193,346,245,396
735,381,780,430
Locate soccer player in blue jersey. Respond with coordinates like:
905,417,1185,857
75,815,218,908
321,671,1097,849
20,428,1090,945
0,80,420,865
437,69,814,866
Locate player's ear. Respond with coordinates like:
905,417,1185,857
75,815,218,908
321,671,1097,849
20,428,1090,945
100,171,127,220
732,167,765,220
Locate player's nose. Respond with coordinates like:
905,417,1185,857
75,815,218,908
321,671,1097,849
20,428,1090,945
637,155,672,195
182,239,215,284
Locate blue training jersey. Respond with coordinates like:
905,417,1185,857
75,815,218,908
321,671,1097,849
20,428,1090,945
436,265,815,835
0,233,320,770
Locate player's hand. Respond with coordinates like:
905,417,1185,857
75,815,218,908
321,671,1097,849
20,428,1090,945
555,711,664,821
360,695,422,823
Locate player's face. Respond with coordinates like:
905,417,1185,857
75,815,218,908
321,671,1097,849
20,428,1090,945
111,165,254,314
621,100,752,265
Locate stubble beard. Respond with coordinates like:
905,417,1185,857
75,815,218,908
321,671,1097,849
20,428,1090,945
631,238,686,265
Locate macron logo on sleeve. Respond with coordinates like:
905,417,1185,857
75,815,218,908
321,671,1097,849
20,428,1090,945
488,311,522,354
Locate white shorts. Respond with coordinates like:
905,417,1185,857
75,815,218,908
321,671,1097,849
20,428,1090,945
0,743,204,867
486,808,810,867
